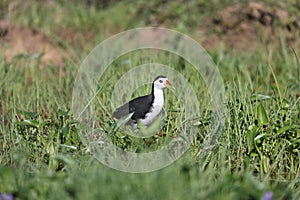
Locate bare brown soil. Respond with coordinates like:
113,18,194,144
0,20,65,66
199,2,300,53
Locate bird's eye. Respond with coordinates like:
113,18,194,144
159,80,163,83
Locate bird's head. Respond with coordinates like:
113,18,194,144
153,75,173,90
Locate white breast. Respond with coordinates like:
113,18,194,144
140,87,164,126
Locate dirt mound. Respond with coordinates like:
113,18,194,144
199,2,300,53
0,20,64,67
1,1,299,66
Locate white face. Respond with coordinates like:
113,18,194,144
153,77,169,89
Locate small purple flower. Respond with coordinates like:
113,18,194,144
262,191,273,200
0,193,14,200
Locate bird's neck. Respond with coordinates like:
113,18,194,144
152,87,164,106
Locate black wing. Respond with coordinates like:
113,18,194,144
129,94,154,120
112,94,154,121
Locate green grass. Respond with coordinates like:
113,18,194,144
1,0,300,199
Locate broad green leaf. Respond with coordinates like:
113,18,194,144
277,125,295,135
116,112,134,128
247,130,255,153
108,113,134,135
62,123,70,137
17,109,38,118
257,103,269,125
58,109,69,117
247,125,257,153
15,119,39,128
291,138,300,145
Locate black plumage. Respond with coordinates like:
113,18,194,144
113,94,154,122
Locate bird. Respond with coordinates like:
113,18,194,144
112,75,171,129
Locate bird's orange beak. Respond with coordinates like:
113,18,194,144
166,80,175,91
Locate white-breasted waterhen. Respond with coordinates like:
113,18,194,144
112,75,172,129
